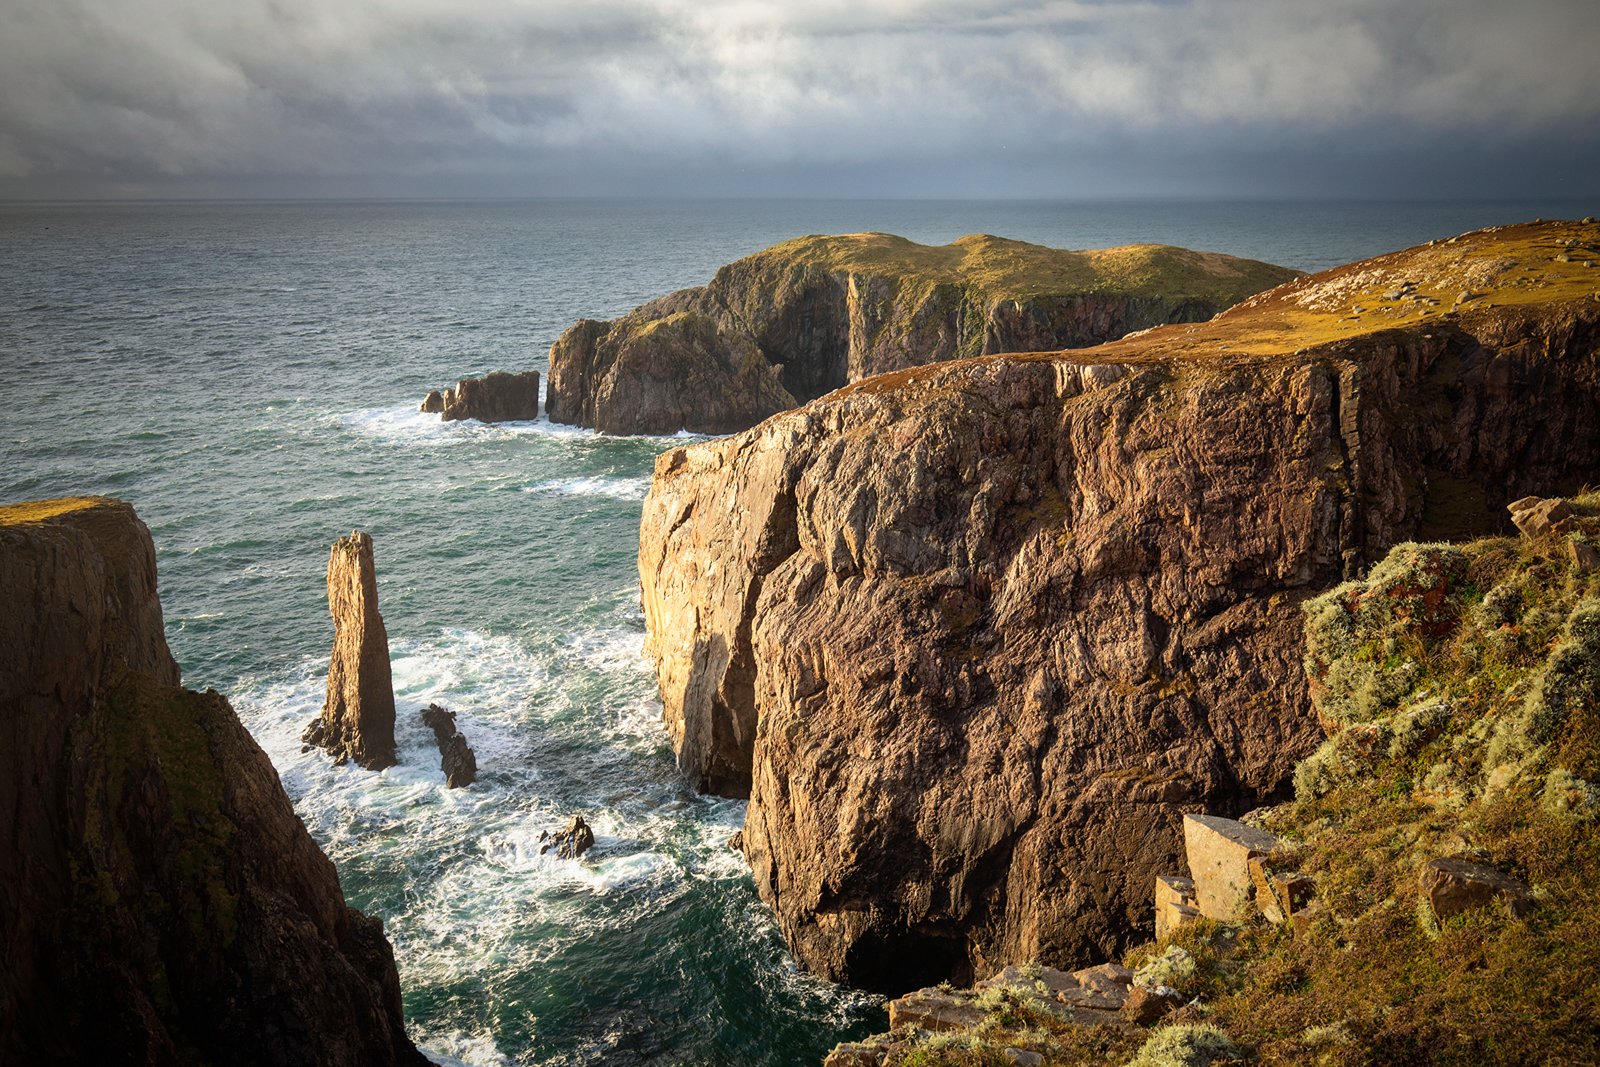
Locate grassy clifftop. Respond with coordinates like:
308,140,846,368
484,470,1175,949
749,232,1302,305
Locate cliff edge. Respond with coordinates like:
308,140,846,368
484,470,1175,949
0,497,426,1065
639,220,1600,991
547,233,1300,435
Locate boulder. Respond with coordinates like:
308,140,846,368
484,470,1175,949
1420,856,1534,921
419,703,478,788
1183,815,1284,921
425,370,541,423
1122,984,1187,1026
0,497,426,1066
302,531,397,770
1509,496,1576,538
1155,875,1201,939
540,815,596,860
548,233,1301,435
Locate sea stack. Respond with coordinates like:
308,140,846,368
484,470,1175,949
303,530,398,770
0,497,426,1065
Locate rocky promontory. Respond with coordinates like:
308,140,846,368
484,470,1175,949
0,497,426,1065
639,220,1600,991
547,233,1301,435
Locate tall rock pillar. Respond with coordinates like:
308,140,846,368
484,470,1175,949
303,530,398,770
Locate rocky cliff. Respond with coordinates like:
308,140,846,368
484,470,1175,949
639,220,1600,992
548,233,1301,435
0,497,426,1065
302,531,398,771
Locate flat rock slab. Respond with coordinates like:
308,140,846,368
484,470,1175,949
1421,856,1533,920
887,989,986,1032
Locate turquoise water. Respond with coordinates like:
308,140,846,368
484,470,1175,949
1,197,1593,1065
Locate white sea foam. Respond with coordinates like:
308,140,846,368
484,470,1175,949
520,475,650,501
335,403,703,448
416,1029,512,1067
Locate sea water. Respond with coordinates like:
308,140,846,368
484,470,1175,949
1,197,1593,1065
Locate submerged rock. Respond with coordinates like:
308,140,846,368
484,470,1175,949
540,815,596,860
424,370,541,423
0,496,426,1065
639,219,1600,990
419,702,477,788
547,233,1301,435
302,530,397,770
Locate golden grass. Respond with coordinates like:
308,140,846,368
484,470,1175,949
0,496,111,527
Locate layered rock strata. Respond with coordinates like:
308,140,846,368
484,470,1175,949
639,220,1600,991
302,531,397,770
422,369,541,423
0,496,425,1066
548,233,1301,435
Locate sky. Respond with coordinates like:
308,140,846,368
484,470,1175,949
2,0,1598,200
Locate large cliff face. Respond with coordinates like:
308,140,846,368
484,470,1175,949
638,220,1600,992
0,497,426,1066
547,233,1301,435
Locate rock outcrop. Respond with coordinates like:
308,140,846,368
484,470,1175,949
420,703,477,788
303,531,397,771
547,233,1301,435
539,815,596,860
0,497,426,1066
421,370,541,423
639,220,1600,991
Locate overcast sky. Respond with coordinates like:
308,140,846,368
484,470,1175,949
2,0,1598,200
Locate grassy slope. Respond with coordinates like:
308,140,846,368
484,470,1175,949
747,232,1303,305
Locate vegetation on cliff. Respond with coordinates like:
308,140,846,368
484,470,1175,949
829,497,1600,1065
547,232,1300,434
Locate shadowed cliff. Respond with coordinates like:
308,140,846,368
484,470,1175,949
0,497,426,1066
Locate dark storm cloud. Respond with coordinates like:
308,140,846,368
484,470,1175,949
1,0,1597,198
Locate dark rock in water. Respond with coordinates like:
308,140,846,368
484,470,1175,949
540,815,596,860
728,830,744,852
419,702,477,788
425,370,541,423
0,496,427,1066
302,531,397,771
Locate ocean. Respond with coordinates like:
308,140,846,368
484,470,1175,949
1,196,1593,1065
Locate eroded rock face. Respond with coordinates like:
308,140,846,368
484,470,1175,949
424,370,541,423
0,496,425,1066
303,531,397,771
548,233,1301,435
639,220,1600,991
420,703,477,788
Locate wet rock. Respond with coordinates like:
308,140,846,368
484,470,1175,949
427,370,541,423
540,815,596,860
1420,856,1534,921
302,531,397,771
727,830,744,852
419,703,477,788
0,497,426,1066
419,389,445,413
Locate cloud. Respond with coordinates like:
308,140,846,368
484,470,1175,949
1,0,1597,197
